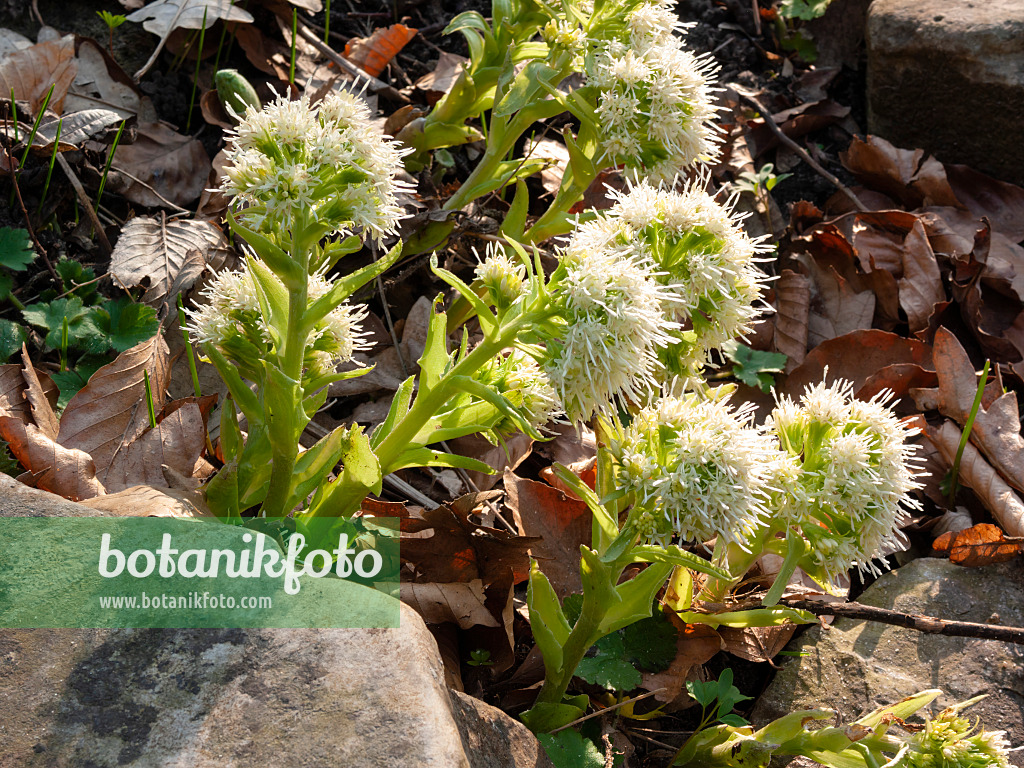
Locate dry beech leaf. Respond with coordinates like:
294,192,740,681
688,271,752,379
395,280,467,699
109,121,211,207
803,262,875,348
0,353,58,428
126,0,254,37
19,347,58,440
928,420,1024,537
897,219,945,334
773,269,810,372
400,580,500,629
344,24,418,78
64,39,145,119
540,456,597,500
79,482,211,518
58,335,171,485
0,418,104,500
504,469,591,600
0,35,77,113
784,329,933,399
919,327,1024,493
945,164,1024,243
104,403,206,492
110,215,228,308
932,523,1024,567
415,51,466,100
718,624,796,664
34,109,125,149
641,621,723,707
857,364,937,403
841,135,959,209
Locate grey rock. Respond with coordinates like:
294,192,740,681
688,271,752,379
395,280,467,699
0,484,552,768
866,0,1024,185
0,607,553,767
754,557,1024,764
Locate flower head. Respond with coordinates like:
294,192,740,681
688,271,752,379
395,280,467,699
187,261,373,382
472,349,564,435
586,2,720,183
766,380,923,582
222,89,410,241
904,702,1010,768
609,180,770,371
611,391,778,547
475,245,528,311
543,216,680,422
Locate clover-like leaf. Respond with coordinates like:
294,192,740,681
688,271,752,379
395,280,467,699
621,613,678,672
0,319,27,364
723,340,787,393
537,729,606,768
574,633,642,692
92,298,160,353
0,227,34,271
23,297,106,353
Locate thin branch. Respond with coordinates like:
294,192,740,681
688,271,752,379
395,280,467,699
7,151,58,282
735,91,867,213
778,598,1024,645
56,153,113,256
549,688,668,734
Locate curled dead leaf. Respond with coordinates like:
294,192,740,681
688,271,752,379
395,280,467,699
932,523,1024,567
928,420,1024,537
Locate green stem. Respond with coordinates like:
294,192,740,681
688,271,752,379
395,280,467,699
534,600,604,707
259,229,310,518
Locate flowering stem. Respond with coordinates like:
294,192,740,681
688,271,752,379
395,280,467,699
534,603,604,707
260,227,311,519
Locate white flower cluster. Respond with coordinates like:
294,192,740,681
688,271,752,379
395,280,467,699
611,392,777,548
473,349,563,435
544,215,680,422
586,1,720,184
222,90,409,240
904,706,1010,768
187,264,372,379
610,180,770,371
766,380,923,581
475,246,527,310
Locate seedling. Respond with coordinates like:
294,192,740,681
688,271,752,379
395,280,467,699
466,649,493,667
289,8,298,84
177,297,202,398
9,83,55,207
96,10,127,56
143,369,157,428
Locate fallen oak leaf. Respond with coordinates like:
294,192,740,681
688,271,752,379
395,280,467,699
932,523,1024,567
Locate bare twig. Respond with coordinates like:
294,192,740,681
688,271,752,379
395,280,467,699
736,91,867,212
549,688,668,734
778,598,1024,645
294,22,411,104
6,151,59,282
56,153,113,256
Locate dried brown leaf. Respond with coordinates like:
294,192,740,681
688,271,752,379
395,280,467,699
104,403,206,492
804,264,876,347
504,469,591,600
945,164,1024,243
929,420,1024,537
719,624,796,663
447,432,533,492
126,0,254,37
109,122,211,207
922,328,1024,493
773,269,810,373
0,417,104,500
58,335,171,484
110,214,227,308
897,219,945,334
344,24,417,78
400,580,500,629
414,51,466,100
79,482,212,518
932,523,1023,567
641,621,723,707
784,329,933,399
841,136,959,209
0,35,77,113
